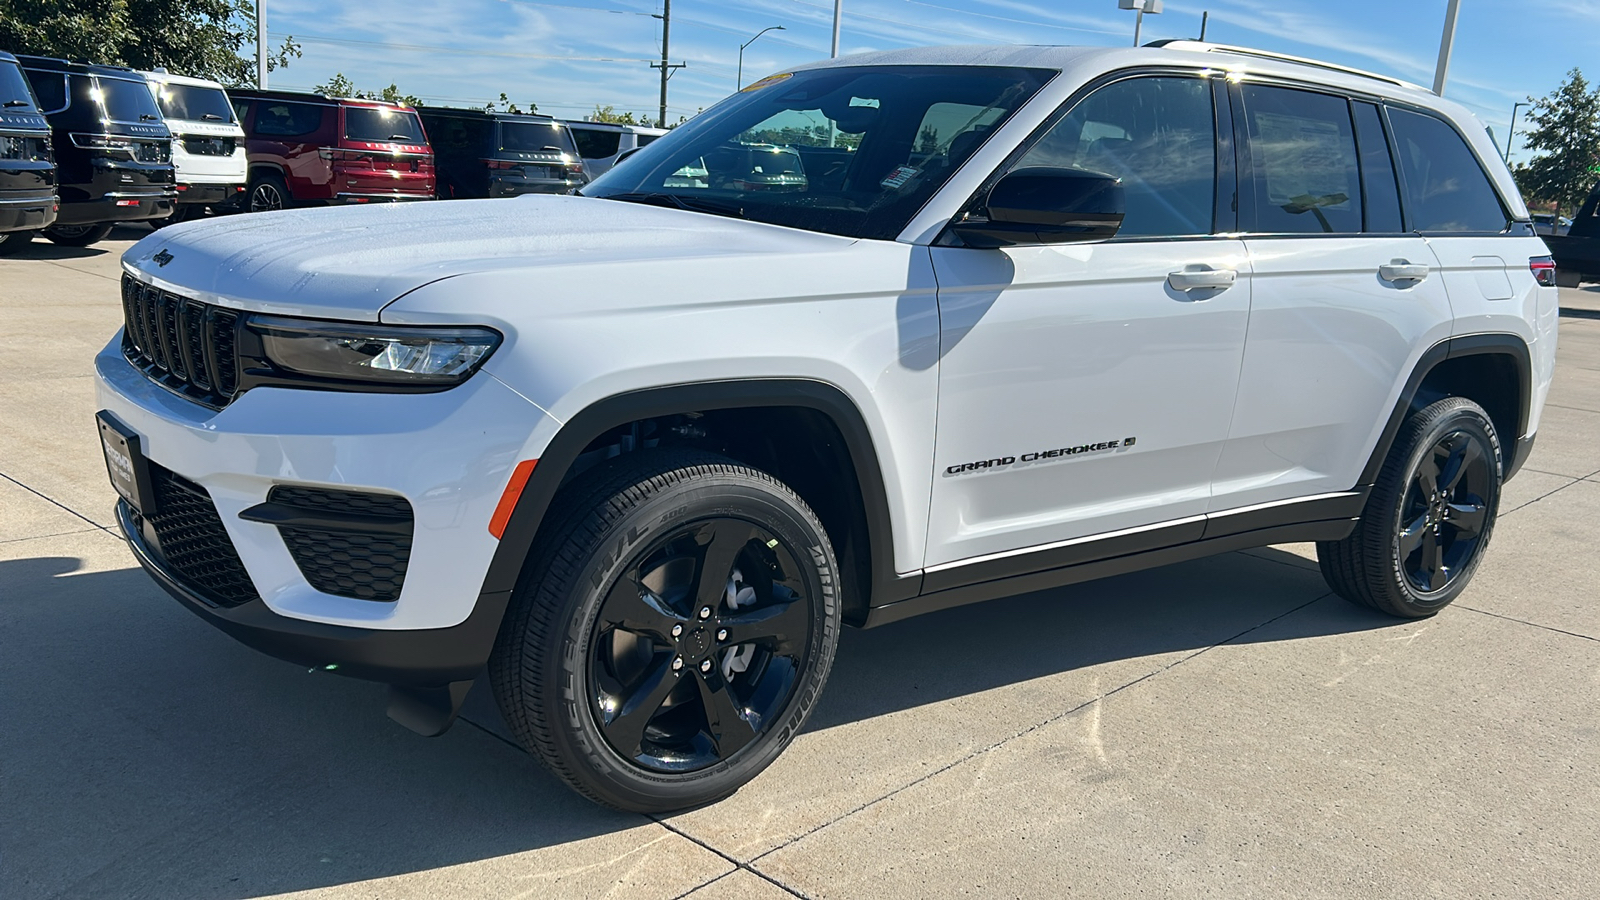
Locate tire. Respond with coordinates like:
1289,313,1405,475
43,223,114,247
148,204,197,229
0,230,35,256
490,449,842,812
1318,397,1502,617
247,173,290,212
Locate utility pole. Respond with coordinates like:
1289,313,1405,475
1433,0,1462,95
831,0,842,57
651,0,684,128
257,0,268,88
1505,100,1528,163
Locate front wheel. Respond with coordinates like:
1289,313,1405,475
1318,397,1502,617
490,450,842,812
43,223,114,247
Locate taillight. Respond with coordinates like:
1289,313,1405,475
482,159,518,170
69,132,135,155
1530,256,1558,288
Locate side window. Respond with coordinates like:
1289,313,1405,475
254,101,322,137
572,128,621,159
1387,107,1509,233
636,133,659,147
1017,76,1216,237
1240,85,1361,234
24,71,67,114
231,98,252,128
1351,102,1403,233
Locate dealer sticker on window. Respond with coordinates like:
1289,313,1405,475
880,165,921,190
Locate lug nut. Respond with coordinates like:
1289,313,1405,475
671,624,683,638
671,657,683,671
699,607,712,620
700,659,713,673
717,628,729,642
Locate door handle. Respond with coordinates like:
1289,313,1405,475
1379,260,1430,284
1167,265,1237,292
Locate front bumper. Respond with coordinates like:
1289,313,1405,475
0,193,58,232
95,335,557,635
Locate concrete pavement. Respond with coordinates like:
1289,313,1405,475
2,227,1597,898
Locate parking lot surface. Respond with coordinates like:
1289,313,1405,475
3,227,1599,899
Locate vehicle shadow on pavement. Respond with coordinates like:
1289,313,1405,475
0,547,1400,898
5,241,111,261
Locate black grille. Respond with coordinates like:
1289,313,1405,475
121,274,240,407
136,464,259,607
268,486,414,602
181,136,236,157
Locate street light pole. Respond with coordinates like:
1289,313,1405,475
1433,0,1462,95
737,26,786,90
1505,100,1529,164
831,0,842,57
257,0,267,88
1118,0,1162,47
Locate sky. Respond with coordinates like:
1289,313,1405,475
259,0,1600,161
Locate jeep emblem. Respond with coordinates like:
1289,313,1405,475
153,249,174,267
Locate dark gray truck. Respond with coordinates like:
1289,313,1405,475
1544,183,1600,286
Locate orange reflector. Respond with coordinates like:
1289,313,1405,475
488,459,538,539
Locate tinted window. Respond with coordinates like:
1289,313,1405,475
585,65,1051,241
422,114,490,157
254,101,323,137
1388,107,1508,233
1018,76,1216,237
1240,85,1360,234
572,128,621,159
88,76,164,124
153,83,235,123
23,70,67,113
635,133,659,147
1,62,37,109
500,121,572,154
343,107,425,143
231,98,251,125
1352,101,1403,233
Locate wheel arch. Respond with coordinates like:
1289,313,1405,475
477,379,914,627
1358,333,1533,487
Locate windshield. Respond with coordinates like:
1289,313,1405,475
344,106,426,143
153,83,234,123
0,62,36,109
582,65,1053,240
84,75,164,124
499,121,571,155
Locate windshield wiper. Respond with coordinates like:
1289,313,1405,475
601,192,748,220
202,113,223,120
140,114,159,121
2,99,31,108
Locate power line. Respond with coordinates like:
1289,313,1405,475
277,32,658,63
900,0,1124,37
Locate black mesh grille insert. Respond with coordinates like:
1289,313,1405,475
268,486,414,602
138,464,259,607
121,274,240,408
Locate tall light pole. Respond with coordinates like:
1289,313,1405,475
1505,100,1529,164
1433,0,1462,95
257,0,268,88
738,26,785,90
831,0,842,57
1119,0,1163,47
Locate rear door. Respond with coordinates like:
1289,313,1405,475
1212,84,1453,515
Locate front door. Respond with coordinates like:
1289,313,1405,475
925,73,1250,572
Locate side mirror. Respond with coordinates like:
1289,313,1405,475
949,166,1125,248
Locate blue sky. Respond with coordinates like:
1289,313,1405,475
263,0,1600,160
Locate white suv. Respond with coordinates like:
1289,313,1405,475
97,43,1558,812
140,70,247,224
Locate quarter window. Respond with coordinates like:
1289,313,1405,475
1352,102,1404,233
1387,107,1509,233
1239,85,1361,234
23,70,67,114
572,128,621,159
1018,76,1216,238
254,101,323,137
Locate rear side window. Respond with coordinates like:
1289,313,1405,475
1018,75,1217,238
344,107,425,143
572,128,621,159
1351,102,1403,233
1240,84,1361,234
1387,107,1509,233
423,115,490,156
255,101,323,137
23,70,67,114
636,133,660,147
231,98,251,125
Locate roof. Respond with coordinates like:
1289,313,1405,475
417,106,557,123
0,51,17,64
228,87,415,109
563,120,667,134
138,69,229,91
14,54,148,82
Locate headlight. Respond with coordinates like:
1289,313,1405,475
246,315,502,387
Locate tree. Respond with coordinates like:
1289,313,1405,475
589,104,653,125
1518,67,1600,215
313,73,419,107
483,92,537,115
0,0,300,86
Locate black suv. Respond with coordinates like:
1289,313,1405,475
17,56,174,247
417,107,584,199
0,51,57,255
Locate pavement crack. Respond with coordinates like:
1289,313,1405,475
651,817,810,899
1455,604,1600,644
0,471,117,535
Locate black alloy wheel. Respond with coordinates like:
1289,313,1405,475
590,518,814,773
491,449,841,812
248,175,288,212
1319,397,1502,617
1396,430,1493,594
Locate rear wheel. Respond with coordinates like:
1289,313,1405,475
43,223,114,247
148,204,198,229
490,449,841,812
1318,397,1502,617
0,230,35,255
247,173,290,212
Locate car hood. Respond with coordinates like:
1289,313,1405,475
121,195,857,321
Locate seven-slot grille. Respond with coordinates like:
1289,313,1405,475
181,136,235,157
121,274,240,407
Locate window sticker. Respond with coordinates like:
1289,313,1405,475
880,165,921,189
740,73,793,93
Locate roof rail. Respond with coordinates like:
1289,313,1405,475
1150,40,1418,90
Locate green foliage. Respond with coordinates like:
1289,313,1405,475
313,72,419,107
1518,68,1600,214
588,104,652,125
0,0,300,86
483,92,537,115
